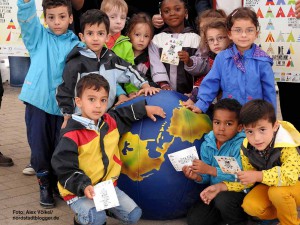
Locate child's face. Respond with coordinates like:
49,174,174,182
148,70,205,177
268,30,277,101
75,87,108,124
243,119,279,151
206,28,230,54
44,6,73,35
79,23,108,58
212,109,242,147
129,23,152,56
105,7,127,35
228,19,258,53
161,0,187,32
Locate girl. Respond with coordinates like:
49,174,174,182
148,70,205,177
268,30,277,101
183,16,230,107
148,0,207,94
188,7,277,114
126,12,157,89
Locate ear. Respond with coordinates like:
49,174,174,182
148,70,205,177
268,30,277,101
273,120,280,132
79,33,85,42
228,31,233,41
75,97,82,108
69,14,73,25
237,124,243,133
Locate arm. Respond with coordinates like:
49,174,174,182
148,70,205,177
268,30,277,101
200,182,228,205
71,0,84,10
17,0,43,52
51,136,92,197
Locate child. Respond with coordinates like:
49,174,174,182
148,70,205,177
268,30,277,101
187,7,277,114
183,17,230,106
126,12,157,87
56,9,159,128
100,0,139,97
200,99,300,225
148,0,207,94
182,98,248,225
52,74,166,225
17,0,82,208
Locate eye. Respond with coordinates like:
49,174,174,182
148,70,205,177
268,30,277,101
213,121,220,125
60,15,66,19
88,98,95,102
48,16,54,20
101,99,107,103
134,33,140,37
87,31,93,36
226,122,233,126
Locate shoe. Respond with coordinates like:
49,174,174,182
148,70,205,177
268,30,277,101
22,163,35,175
37,171,55,208
0,152,14,167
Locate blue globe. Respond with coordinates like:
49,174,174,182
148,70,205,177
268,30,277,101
117,90,212,220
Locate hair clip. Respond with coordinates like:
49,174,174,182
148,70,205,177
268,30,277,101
231,9,238,17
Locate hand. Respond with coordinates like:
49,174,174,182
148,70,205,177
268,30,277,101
200,183,226,205
185,104,202,114
178,50,192,66
128,92,138,98
145,106,166,122
114,94,130,106
182,165,201,181
182,98,194,107
237,171,263,185
152,14,164,29
84,185,95,200
138,86,160,96
61,115,71,128
190,159,213,175
296,0,300,18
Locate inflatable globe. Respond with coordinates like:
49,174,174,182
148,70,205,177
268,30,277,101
117,90,212,220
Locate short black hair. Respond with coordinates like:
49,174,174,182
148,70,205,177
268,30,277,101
239,99,276,127
80,9,110,34
42,0,72,17
213,98,242,122
76,74,110,98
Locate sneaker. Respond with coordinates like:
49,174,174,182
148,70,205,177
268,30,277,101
0,152,14,167
22,163,35,175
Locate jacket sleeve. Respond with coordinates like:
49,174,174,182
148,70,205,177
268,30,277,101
51,135,92,197
195,54,222,113
262,147,300,186
17,0,43,52
56,56,81,115
108,100,147,136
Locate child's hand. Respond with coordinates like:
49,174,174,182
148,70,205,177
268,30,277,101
182,165,201,181
84,185,95,200
145,106,166,122
128,92,138,98
182,99,194,107
152,14,164,29
237,171,263,185
200,183,226,205
61,115,71,128
115,94,130,106
191,159,212,175
138,86,160,96
185,104,202,114
178,50,193,66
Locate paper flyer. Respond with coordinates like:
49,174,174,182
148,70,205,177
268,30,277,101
168,146,199,171
214,156,241,174
160,37,183,65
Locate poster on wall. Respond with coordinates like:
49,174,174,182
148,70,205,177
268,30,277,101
244,0,300,83
0,0,43,57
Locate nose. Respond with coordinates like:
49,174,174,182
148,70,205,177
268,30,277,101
219,124,225,131
54,18,60,25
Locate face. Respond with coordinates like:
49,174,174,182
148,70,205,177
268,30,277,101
105,7,127,35
75,87,108,124
45,6,73,35
129,23,152,57
213,109,242,146
243,119,279,151
79,23,108,58
161,0,187,33
206,28,230,54
228,19,258,53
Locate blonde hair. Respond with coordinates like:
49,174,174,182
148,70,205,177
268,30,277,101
100,0,128,14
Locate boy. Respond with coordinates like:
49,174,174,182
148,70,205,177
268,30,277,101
200,99,300,225
17,0,82,208
52,74,166,225
101,0,139,98
182,98,248,225
56,9,159,128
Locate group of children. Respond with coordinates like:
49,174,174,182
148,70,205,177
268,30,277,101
15,0,300,224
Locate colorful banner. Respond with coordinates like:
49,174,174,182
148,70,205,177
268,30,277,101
245,0,300,83
0,0,43,57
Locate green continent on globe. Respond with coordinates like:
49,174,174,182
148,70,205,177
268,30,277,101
119,102,212,181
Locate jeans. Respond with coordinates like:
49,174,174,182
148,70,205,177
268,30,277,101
69,186,142,225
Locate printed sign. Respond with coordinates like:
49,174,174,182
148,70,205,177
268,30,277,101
168,146,199,171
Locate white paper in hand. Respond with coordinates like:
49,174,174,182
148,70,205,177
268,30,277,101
214,156,241,174
93,180,119,211
160,37,183,65
168,146,199,171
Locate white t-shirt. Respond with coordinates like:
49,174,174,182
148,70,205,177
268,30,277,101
216,0,242,16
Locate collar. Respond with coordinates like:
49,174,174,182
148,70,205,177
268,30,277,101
106,32,121,49
72,114,102,132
